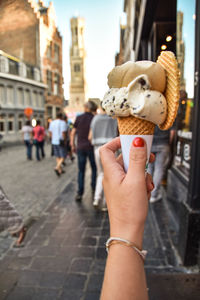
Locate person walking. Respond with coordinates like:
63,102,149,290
0,185,27,246
33,120,45,161
22,120,33,160
89,105,118,209
70,101,97,201
63,115,75,164
49,113,67,176
148,126,175,203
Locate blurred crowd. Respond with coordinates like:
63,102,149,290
0,100,175,246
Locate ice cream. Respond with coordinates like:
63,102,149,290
102,74,167,125
101,51,180,171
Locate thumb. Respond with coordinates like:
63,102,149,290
127,137,147,177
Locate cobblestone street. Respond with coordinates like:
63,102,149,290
0,144,77,256
0,145,199,300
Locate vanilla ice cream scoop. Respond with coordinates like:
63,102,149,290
102,74,167,126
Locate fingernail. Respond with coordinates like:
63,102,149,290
132,137,144,147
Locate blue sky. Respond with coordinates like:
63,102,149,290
177,0,195,98
44,0,124,99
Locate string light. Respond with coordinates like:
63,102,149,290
166,35,172,42
161,44,167,50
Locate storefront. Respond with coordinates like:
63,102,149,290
133,0,200,266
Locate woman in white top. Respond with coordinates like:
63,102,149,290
22,120,33,160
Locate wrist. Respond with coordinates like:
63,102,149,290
110,225,145,249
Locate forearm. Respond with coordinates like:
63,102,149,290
101,244,148,300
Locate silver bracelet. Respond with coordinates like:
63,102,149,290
106,237,147,261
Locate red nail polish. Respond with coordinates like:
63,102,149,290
133,137,144,147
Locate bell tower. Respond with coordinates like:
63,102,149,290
69,17,87,111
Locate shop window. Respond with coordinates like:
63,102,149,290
0,115,5,132
0,85,5,105
7,86,14,105
74,64,80,72
54,73,60,95
17,88,23,106
8,115,14,132
47,70,52,93
174,0,196,178
54,44,60,63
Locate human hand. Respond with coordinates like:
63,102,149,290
100,137,154,248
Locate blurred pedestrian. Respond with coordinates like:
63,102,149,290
63,115,75,164
0,185,27,246
70,101,97,201
33,120,45,161
89,105,118,209
49,113,67,176
22,120,33,160
148,126,175,203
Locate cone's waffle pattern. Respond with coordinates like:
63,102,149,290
117,116,155,135
157,51,180,130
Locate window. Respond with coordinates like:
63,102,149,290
47,70,52,93
26,65,34,79
24,90,31,106
38,93,43,107
54,73,60,95
9,59,18,75
8,114,14,132
47,106,52,118
18,115,23,131
17,88,23,106
54,44,60,63
7,86,14,106
74,64,80,72
0,85,5,105
47,41,52,58
32,91,38,107
75,27,78,35
56,107,60,116
0,115,5,132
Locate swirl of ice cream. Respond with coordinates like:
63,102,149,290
101,74,167,126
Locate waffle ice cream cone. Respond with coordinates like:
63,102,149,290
117,116,155,135
157,51,180,130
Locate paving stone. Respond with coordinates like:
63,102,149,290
84,291,101,300
0,270,19,299
59,289,83,300
7,256,33,270
63,274,87,290
36,246,60,257
70,258,92,273
30,256,70,272
84,228,102,237
6,287,59,300
96,247,107,259
81,236,97,246
86,274,104,292
91,259,106,274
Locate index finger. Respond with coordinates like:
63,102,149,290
100,137,121,173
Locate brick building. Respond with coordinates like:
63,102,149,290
0,0,64,128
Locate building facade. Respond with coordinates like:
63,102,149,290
69,17,87,112
0,51,45,143
0,0,64,129
119,0,200,267
38,1,64,125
